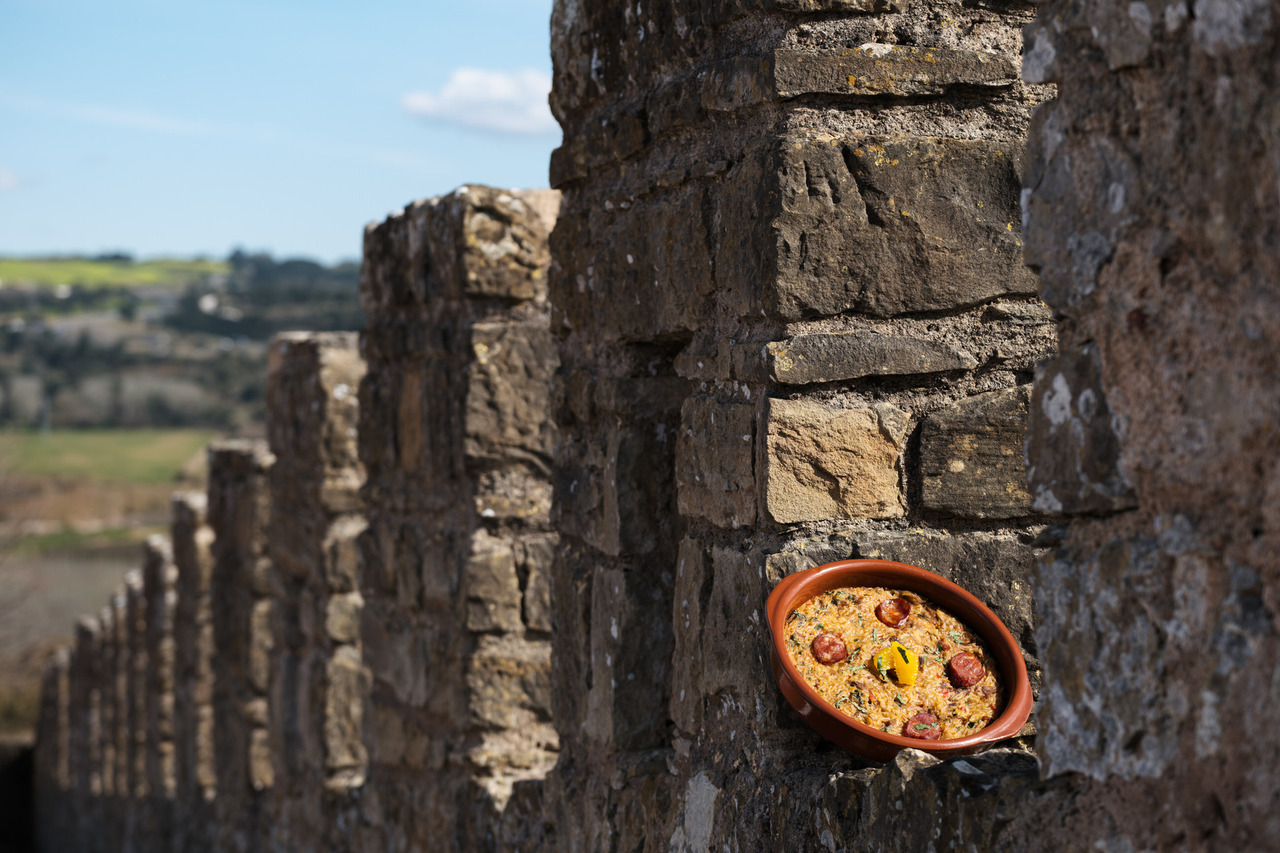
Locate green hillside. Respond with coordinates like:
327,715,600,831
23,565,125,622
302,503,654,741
0,256,227,290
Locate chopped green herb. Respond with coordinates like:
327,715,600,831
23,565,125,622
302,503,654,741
894,692,904,705
874,654,891,682
947,631,964,643
850,664,865,672
913,722,937,731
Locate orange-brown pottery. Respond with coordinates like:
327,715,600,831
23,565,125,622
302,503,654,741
766,559,1033,762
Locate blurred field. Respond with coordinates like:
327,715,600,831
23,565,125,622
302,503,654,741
0,256,226,290
0,428,216,734
0,428,214,485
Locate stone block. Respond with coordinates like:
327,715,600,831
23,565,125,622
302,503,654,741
266,332,365,477
919,386,1034,520
675,395,757,528
519,534,556,633
464,530,524,633
466,635,552,730
699,545,772,708
583,565,674,751
764,398,907,523
249,728,273,791
324,592,363,645
771,135,1037,319
766,331,976,385
442,186,559,301
670,537,710,736
475,469,553,521
552,188,716,341
555,415,679,556
324,646,368,774
465,318,557,466
322,516,365,594
1025,343,1136,515
763,531,859,587
773,46,1018,98
360,199,433,315
248,600,274,695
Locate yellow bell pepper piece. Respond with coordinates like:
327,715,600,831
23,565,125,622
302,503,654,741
873,648,892,682
890,641,919,686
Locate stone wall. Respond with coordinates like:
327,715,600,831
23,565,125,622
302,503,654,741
1018,0,1280,846
543,0,1053,847
31,194,561,852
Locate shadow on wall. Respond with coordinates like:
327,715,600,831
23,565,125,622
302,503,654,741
0,737,35,852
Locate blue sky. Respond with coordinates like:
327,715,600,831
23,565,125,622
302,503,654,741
0,0,558,263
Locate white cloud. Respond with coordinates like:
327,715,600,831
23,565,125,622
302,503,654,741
403,68,557,136
0,168,21,191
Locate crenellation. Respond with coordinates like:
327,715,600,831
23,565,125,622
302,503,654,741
258,332,369,849
206,439,274,853
355,184,560,851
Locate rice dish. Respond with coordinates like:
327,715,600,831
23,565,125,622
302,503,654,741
784,585,1002,740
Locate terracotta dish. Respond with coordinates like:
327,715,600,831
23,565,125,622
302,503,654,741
766,558,1032,761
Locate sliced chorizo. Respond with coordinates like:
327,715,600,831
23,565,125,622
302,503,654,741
810,633,848,665
875,597,911,628
947,652,986,688
903,712,942,740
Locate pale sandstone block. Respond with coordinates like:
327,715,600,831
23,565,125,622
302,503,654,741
764,398,907,523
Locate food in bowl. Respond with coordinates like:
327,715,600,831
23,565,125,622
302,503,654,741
783,586,1002,740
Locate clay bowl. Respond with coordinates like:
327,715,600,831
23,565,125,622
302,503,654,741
766,558,1032,762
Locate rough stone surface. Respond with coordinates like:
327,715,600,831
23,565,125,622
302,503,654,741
771,135,1038,319
357,185,560,850
1015,0,1280,846
1025,343,1135,515
765,398,907,523
542,1,1055,850
774,45,1019,97
676,395,757,528
920,386,1033,519
767,330,976,385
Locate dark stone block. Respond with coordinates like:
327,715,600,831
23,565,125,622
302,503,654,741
676,396,757,528
774,46,1017,98
771,135,1037,319
920,386,1034,520
767,330,976,385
